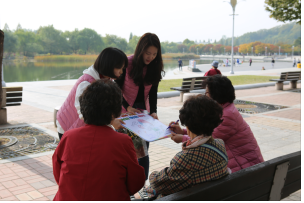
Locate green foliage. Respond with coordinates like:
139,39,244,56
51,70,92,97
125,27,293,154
129,32,133,41
294,37,301,46
3,25,18,56
127,35,140,53
77,28,104,54
218,22,301,45
265,0,301,24
103,34,127,52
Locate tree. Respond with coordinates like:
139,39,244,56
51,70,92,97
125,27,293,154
15,29,39,56
37,25,69,54
129,32,133,41
3,24,18,57
127,35,140,53
62,29,80,54
77,28,104,54
294,37,301,46
103,34,128,52
265,0,301,24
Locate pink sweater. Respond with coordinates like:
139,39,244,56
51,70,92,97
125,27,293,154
121,55,152,113
182,102,264,173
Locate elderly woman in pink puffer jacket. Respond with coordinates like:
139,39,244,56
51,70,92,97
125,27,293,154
169,75,264,173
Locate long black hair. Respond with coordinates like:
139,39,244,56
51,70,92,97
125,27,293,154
94,47,128,79
130,33,165,86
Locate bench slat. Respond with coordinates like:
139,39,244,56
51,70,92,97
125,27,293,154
3,87,23,92
6,92,23,97
6,97,22,103
5,103,21,107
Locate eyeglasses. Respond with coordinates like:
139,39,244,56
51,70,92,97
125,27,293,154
204,92,209,96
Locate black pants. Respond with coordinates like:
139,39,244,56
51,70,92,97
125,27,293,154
58,132,63,140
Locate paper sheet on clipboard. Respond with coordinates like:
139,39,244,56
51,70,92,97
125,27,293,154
119,112,172,142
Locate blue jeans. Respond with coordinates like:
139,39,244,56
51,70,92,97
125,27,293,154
133,102,150,180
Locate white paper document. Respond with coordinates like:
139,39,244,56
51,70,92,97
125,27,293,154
119,113,172,142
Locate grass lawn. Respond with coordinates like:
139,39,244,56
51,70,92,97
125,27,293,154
158,75,279,92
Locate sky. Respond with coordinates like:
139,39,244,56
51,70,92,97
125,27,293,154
1,0,286,43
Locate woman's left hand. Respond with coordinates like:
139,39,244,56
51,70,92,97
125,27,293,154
112,119,125,129
150,113,158,120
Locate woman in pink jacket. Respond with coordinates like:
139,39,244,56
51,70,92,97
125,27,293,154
169,75,264,173
116,33,165,187
56,47,128,140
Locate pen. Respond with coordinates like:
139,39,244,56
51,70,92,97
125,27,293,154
167,119,179,129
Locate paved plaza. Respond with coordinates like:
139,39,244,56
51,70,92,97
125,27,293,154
0,67,301,201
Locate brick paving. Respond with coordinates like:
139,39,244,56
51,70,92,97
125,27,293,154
0,80,301,201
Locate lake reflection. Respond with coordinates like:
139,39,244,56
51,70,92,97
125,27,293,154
3,59,213,82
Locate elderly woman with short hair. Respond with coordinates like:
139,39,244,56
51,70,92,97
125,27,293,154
170,75,264,173
52,79,145,201
141,95,229,199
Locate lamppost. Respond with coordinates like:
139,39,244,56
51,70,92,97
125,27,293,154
279,46,280,56
292,46,294,59
265,47,267,56
251,47,253,56
226,0,238,74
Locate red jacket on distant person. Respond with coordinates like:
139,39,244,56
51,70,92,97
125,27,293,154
182,102,264,173
52,125,145,201
204,68,222,76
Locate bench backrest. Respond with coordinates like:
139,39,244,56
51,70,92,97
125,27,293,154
181,77,208,90
280,71,301,81
2,86,23,107
156,151,300,201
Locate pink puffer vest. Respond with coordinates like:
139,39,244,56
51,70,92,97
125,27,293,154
57,74,96,132
121,55,152,113
213,102,264,172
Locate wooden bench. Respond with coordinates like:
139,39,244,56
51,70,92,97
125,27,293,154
0,86,23,124
170,77,208,102
270,71,301,90
136,151,300,201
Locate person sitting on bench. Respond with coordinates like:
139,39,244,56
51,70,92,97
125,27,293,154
169,75,264,173
141,95,229,200
52,79,145,201
204,61,222,76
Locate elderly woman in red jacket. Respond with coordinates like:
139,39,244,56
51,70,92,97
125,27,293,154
169,75,264,173
52,79,145,201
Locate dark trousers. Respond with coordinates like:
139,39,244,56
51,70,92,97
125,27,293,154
133,102,150,181
179,64,182,70
58,132,63,140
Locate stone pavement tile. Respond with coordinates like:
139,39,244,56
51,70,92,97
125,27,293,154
17,171,31,178
40,180,56,187
33,196,50,201
41,189,57,197
0,175,20,182
27,190,44,200
38,185,58,193
12,179,27,186
7,103,53,124
0,189,13,198
265,108,301,120
47,194,55,200
9,184,36,196
235,84,301,98
157,96,182,107
0,195,19,201
48,85,74,92
2,180,17,189
16,193,33,201
38,122,57,133
0,183,5,191
26,177,48,184
30,182,47,190
243,92,300,106
246,117,301,132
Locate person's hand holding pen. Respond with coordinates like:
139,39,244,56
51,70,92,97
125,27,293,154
168,120,184,143
168,120,183,134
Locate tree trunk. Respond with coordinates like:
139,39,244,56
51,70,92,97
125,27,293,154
0,30,4,107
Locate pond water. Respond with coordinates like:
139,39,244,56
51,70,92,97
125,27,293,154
3,59,214,82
